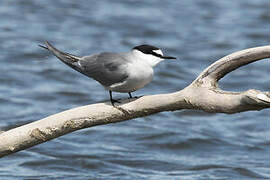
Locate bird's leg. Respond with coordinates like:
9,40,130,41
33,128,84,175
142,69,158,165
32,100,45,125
109,90,120,106
128,92,139,99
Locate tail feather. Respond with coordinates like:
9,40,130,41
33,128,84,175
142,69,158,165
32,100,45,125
38,44,49,50
39,41,81,64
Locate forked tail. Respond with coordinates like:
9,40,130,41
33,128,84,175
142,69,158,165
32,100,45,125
39,41,81,66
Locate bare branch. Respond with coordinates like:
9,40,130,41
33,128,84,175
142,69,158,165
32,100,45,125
1,45,270,158
194,45,270,87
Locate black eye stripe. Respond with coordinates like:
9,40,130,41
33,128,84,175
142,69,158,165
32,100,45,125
151,51,163,58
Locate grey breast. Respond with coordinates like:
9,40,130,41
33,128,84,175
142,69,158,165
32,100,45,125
78,52,129,87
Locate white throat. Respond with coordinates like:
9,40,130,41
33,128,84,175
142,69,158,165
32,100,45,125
132,49,164,67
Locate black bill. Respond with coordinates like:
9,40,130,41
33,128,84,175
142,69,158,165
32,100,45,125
162,56,177,59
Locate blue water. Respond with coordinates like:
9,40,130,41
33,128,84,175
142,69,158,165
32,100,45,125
1,0,270,179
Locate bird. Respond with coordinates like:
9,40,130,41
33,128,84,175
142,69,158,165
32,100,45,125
39,41,176,106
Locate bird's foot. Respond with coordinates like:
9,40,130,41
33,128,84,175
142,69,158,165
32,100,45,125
128,96,139,99
128,92,140,99
111,99,121,106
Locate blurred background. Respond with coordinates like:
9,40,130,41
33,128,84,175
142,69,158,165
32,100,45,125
1,0,270,179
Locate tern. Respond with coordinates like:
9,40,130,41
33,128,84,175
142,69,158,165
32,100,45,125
39,41,176,105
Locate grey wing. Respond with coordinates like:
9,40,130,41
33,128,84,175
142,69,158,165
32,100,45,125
78,52,129,87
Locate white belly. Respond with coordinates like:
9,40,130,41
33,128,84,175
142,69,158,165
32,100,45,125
107,62,154,93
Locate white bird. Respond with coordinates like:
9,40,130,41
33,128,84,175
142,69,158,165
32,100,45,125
39,41,176,105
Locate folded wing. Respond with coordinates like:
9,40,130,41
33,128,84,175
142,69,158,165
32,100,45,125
78,53,129,87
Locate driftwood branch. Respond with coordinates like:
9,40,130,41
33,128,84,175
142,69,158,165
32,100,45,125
1,45,270,158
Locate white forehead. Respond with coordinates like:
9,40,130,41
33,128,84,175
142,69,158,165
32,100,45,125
153,49,163,56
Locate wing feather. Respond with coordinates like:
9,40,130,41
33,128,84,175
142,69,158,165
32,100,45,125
78,53,129,87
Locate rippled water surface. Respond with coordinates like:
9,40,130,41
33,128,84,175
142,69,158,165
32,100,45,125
1,0,270,179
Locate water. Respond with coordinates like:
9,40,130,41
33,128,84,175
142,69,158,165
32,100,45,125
1,0,270,179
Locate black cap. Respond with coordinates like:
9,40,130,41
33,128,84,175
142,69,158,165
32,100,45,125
133,44,176,59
